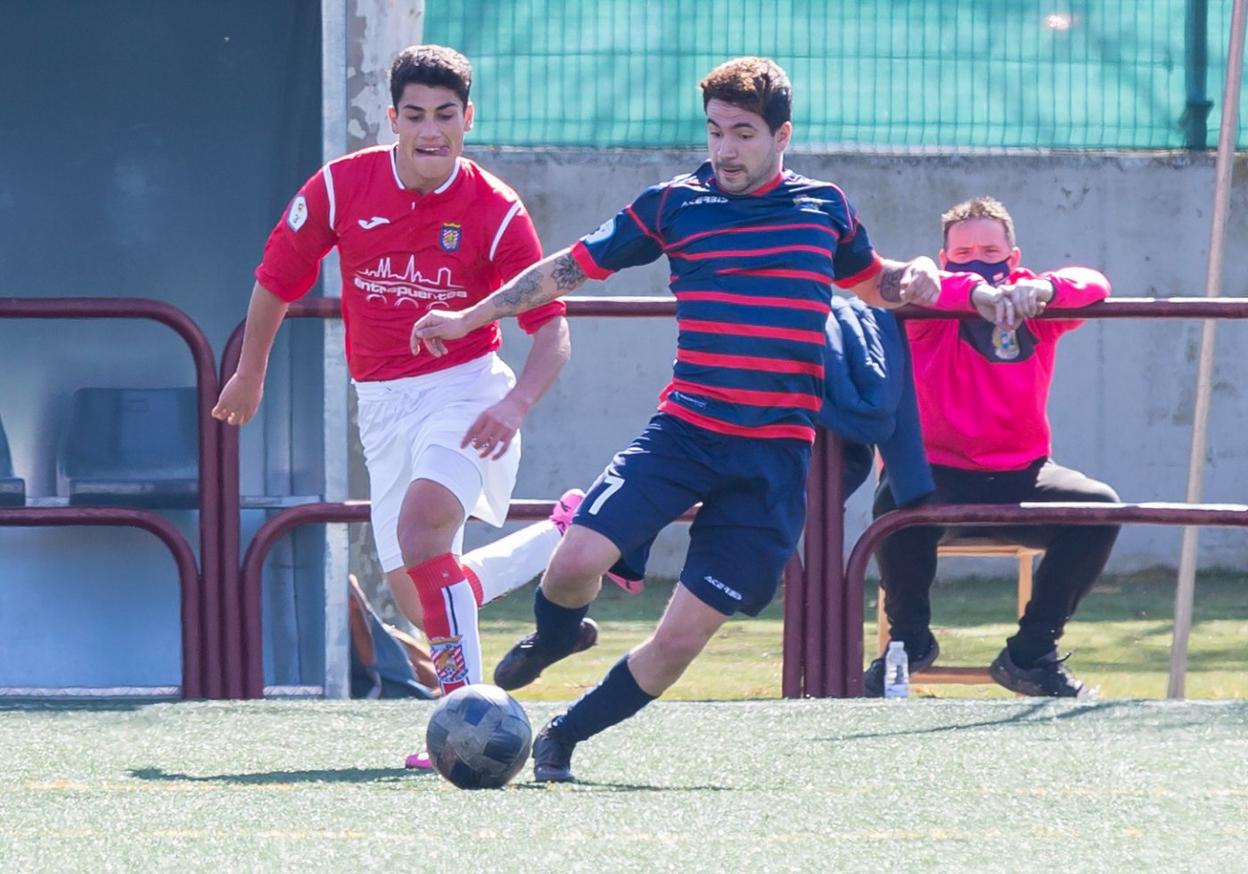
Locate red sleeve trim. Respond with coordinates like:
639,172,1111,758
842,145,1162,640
833,253,884,289
570,240,614,281
517,299,567,335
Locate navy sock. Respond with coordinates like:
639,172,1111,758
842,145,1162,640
1006,632,1057,668
553,656,656,743
533,586,588,656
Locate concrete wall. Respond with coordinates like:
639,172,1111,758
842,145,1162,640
457,147,1248,579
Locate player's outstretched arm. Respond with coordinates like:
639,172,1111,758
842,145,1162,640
211,281,290,426
850,256,941,309
410,247,588,357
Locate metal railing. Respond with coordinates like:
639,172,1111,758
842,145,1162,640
0,299,218,699
220,297,822,699
222,295,1248,699
844,502,1248,696
0,508,202,696
825,297,1248,696
235,500,681,698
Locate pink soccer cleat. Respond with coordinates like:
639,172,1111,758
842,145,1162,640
548,488,584,535
404,751,432,770
548,488,644,594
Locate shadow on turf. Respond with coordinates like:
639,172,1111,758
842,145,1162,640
129,766,425,785
818,700,1137,742
130,768,728,792
514,780,731,793
0,701,154,712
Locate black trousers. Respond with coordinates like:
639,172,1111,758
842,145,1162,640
873,458,1120,664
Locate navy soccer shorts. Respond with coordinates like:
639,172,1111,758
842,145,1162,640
572,413,810,616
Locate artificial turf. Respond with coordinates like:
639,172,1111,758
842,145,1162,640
0,698,1244,871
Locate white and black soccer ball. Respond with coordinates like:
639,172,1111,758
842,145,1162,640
425,684,533,789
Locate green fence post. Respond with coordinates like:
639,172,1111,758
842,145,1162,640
1183,0,1215,149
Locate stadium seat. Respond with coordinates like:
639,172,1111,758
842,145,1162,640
58,387,199,509
0,413,26,507
876,536,1043,685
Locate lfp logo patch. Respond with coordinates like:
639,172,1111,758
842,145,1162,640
439,222,462,252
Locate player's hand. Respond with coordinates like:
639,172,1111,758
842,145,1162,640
212,371,264,426
462,396,527,460
998,278,1052,323
411,308,475,357
898,256,941,306
971,284,1005,326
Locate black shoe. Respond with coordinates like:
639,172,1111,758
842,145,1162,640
863,634,940,697
532,721,577,783
493,618,599,691
989,646,1086,698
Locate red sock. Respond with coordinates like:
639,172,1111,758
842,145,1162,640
406,554,481,693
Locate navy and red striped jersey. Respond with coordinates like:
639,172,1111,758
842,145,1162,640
570,161,882,443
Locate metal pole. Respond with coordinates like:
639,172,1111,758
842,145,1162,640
1170,0,1248,698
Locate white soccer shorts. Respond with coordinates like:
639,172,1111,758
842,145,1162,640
354,353,521,572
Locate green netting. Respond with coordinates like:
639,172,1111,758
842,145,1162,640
424,0,1247,151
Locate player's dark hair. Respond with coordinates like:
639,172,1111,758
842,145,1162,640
389,45,472,108
942,196,1017,248
699,57,792,133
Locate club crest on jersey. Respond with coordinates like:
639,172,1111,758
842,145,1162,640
584,218,615,244
287,195,308,231
794,195,830,214
439,222,462,252
430,635,469,685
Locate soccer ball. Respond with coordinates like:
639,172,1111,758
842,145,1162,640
425,684,533,789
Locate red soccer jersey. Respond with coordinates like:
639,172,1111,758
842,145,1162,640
256,147,563,381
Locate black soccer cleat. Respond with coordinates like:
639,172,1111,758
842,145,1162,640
532,721,577,783
862,633,940,697
493,617,599,691
989,646,1087,698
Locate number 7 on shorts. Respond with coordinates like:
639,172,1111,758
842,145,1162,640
586,473,624,515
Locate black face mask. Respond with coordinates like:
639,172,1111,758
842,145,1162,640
945,258,1012,287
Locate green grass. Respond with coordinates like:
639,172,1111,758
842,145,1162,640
481,569,1248,701
481,578,786,701
1,699,1245,871
1,571,1242,869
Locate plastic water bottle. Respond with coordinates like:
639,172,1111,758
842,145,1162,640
884,641,909,699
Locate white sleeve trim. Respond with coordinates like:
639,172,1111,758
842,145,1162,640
489,202,523,262
323,164,337,230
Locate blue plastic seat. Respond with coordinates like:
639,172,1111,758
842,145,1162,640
58,388,199,509
0,413,26,507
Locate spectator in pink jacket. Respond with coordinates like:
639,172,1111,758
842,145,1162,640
866,196,1118,698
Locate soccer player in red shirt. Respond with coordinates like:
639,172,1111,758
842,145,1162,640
866,196,1119,698
212,45,590,709
414,57,942,781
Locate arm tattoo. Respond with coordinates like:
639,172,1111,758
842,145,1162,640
487,252,586,320
878,263,904,302
552,253,587,292
495,269,544,315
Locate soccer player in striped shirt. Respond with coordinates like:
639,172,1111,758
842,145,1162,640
412,57,941,781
